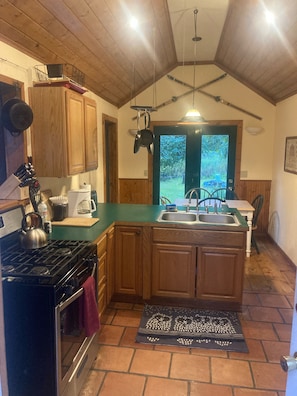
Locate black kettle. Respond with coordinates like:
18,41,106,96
20,212,48,249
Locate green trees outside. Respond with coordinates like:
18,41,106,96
159,134,228,203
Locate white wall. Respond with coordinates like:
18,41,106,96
269,95,297,264
0,41,117,202
118,64,276,180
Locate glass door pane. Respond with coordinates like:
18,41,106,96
153,125,237,204
201,134,229,195
159,134,186,203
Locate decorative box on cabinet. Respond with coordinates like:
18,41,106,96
29,86,97,177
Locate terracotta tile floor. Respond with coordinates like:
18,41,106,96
80,235,295,396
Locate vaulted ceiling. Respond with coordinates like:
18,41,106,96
0,0,297,108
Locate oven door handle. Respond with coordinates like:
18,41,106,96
58,287,84,311
91,262,96,277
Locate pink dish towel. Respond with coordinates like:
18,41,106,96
82,276,100,336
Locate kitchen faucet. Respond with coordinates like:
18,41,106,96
185,188,199,211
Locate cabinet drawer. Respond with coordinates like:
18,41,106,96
97,234,107,257
98,251,107,284
152,227,245,248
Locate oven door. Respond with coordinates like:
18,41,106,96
55,285,98,396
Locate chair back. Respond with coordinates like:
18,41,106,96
251,194,264,227
198,197,225,207
211,188,239,200
160,196,171,205
185,187,211,200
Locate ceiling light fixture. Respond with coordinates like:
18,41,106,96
129,16,139,30
180,9,205,123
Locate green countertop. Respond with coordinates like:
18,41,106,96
51,203,163,241
51,203,248,242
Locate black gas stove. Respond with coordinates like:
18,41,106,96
1,238,95,285
1,205,99,396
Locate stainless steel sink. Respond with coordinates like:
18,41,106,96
198,213,238,224
157,210,241,226
158,211,198,222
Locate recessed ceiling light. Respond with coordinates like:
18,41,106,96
265,10,276,24
129,17,139,30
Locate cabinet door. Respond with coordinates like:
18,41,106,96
115,226,142,296
84,97,98,171
65,90,85,175
29,87,68,177
97,234,107,318
106,227,115,304
152,243,196,298
197,246,244,303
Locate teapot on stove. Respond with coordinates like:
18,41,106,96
20,212,48,249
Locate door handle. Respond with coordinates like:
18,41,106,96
280,353,297,372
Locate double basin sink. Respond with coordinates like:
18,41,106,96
157,210,240,226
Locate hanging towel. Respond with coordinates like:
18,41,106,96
82,276,100,336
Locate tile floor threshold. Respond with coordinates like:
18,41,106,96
79,235,295,396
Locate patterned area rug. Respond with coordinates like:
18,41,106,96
136,305,248,352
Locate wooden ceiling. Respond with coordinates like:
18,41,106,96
0,0,297,107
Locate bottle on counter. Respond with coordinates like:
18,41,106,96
38,201,48,228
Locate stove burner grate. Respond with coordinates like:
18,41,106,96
0,239,93,283
30,266,51,276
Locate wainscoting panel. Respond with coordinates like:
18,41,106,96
119,178,150,204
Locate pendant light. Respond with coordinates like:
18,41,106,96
180,9,205,123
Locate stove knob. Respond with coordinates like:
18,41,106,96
62,284,75,297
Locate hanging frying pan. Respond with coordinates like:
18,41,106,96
133,109,154,154
134,129,154,154
1,98,33,135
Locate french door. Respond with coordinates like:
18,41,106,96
153,124,237,204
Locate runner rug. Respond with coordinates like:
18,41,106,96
136,304,248,353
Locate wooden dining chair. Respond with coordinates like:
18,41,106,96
251,194,264,254
211,188,239,201
160,196,171,205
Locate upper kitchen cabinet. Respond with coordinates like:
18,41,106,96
84,97,98,171
29,86,98,177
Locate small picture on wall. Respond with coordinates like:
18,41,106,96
284,136,297,174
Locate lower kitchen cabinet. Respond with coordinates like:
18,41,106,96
197,246,245,303
96,233,107,318
115,226,143,297
151,227,246,309
106,227,115,305
152,243,196,298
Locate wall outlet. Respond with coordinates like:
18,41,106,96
144,169,148,176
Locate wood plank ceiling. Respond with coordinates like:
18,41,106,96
0,0,296,107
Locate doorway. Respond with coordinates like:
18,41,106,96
102,114,118,203
152,123,238,204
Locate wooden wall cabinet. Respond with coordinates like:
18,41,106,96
29,86,97,177
115,226,143,297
